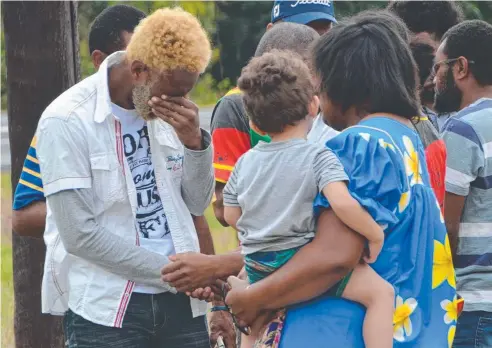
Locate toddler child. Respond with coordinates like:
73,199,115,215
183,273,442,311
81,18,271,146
223,50,394,348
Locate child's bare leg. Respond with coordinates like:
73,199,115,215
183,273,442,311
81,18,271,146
341,263,394,348
240,333,256,348
239,312,272,348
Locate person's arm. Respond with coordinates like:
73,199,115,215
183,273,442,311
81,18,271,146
180,128,214,216
210,95,251,226
225,209,364,322
149,96,214,216
324,183,384,263
213,182,228,227
444,193,466,260
12,136,47,237
161,248,244,292
442,119,484,258
224,207,241,230
314,147,383,261
50,189,174,289
222,165,242,230
323,182,383,244
12,202,46,238
192,214,215,255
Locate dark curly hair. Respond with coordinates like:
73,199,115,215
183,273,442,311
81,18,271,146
387,1,463,40
238,50,315,134
410,38,436,105
442,20,492,86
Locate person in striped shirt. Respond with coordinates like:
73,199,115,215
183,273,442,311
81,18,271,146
436,20,492,347
12,5,212,252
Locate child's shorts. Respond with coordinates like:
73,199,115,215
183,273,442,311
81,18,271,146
244,246,352,297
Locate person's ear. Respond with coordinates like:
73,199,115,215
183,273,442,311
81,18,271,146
455,56,470,81
91,50,107,71
130,60,150,84
249,119,267,136
308,95,320,118
266,22,274,31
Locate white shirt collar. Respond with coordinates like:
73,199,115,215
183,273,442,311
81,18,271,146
94,51,127,123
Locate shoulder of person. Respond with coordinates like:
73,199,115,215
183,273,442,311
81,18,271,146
40,75,99,128
211,93,247,129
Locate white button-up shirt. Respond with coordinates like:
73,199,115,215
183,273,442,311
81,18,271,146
37,52,213,327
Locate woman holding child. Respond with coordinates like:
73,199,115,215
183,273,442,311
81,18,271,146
224,16,458,348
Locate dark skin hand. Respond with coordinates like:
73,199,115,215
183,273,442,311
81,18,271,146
148,96,203,150
12,201,46,238
161,249,244,292
213,182,229,227
225,208,364,327
444,192,466,262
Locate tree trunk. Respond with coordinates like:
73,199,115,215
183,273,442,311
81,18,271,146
3,1,80,347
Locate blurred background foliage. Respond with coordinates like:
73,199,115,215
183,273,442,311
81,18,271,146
2,1,492,109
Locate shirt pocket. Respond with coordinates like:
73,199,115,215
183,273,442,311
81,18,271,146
90,153,126,208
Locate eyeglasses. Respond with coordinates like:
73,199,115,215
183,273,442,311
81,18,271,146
432,57,475,76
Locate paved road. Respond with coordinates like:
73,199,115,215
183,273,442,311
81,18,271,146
0,108,214,171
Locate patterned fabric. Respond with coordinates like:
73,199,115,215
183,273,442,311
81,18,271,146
257,309,286,348
211,87,271,183
245,248,301,284
442,98,492,313
13,136,45,210
276,116,458,348
244,250,294,348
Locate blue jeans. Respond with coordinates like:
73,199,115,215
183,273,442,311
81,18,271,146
63,292,209,348
454,311,492,348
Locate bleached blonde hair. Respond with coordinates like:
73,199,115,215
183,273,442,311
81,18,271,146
126,7,211,73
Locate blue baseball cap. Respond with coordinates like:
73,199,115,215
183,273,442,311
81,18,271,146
271,0,337,25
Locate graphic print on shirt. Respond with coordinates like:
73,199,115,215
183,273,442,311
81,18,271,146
123,124,171,239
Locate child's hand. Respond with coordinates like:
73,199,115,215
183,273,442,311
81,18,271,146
186,287,216,302
364,237,384,263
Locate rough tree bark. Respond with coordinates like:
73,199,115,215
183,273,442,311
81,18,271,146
3,1,80,347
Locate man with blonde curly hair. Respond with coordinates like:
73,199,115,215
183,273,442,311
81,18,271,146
35,8,225,348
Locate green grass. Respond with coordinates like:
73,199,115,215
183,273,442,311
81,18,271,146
1,244,13,348
0,172,236,347
1,172,14,348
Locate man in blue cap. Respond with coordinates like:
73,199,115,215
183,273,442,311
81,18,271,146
267,0,337,35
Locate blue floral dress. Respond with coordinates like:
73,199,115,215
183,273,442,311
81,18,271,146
279,117,458,348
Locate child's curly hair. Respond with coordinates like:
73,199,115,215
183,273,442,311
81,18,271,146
126,8,211,73
238,50,315,134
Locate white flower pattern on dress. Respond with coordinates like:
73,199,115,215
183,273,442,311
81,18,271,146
403,136,423,186
393,296,418,342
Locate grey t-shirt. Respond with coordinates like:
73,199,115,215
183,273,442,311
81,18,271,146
223,138,348,255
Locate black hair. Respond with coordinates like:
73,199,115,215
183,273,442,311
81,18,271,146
88,5,146,54
410,40,435,87
351,9,410,43
442,20,492,86
387,1,463,40
313,20,419,119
